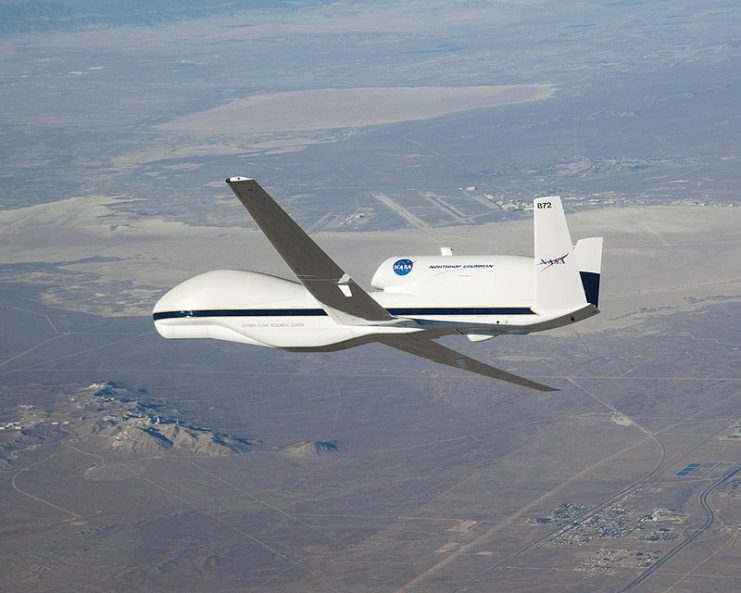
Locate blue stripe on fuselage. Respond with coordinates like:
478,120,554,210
388,307,533,316
153,309,326,320
152,307,534,321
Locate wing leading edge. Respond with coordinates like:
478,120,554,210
226,177,395,325
378,335,558,392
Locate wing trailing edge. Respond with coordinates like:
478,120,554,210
378,335,558,391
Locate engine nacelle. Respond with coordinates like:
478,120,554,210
371,255,534,306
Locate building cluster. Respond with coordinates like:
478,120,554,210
640,528,675,542
726,419,741,439
546,500,681,546
0,403,69,433
533,503,587,526
576,548,663,574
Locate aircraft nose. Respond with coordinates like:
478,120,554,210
152,290,177,338
153,282,186,315
151,275,215,340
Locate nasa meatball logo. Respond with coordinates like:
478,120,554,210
393,258,414,276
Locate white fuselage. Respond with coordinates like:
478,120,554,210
153,254,597,350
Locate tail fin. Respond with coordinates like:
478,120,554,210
533,197,587,312
574,237,603,308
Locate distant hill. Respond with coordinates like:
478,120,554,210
282,439,339,460
79,381,257,456
1,381,257,463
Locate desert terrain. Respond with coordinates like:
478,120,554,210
1,1,739,591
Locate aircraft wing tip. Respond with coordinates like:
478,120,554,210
225,176,253,184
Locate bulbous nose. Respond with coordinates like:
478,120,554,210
151,278,208,339
152,291,175,338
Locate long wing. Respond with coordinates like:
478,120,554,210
378,335,558,391
226,177,395,324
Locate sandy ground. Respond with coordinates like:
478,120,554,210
157,85,555,136
1,195,740,332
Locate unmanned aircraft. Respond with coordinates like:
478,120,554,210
153,178,603,391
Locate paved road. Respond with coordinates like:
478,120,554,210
619,462,741,592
